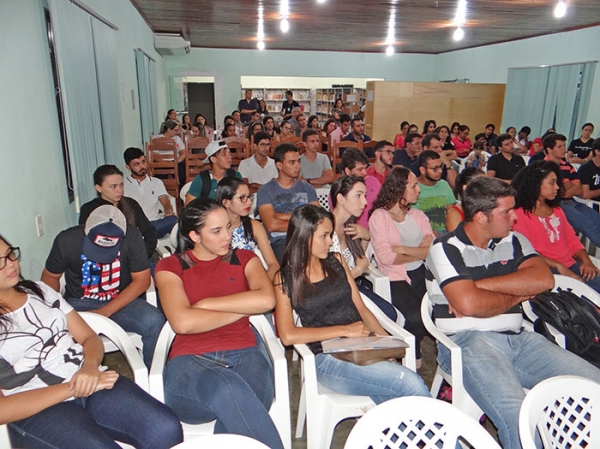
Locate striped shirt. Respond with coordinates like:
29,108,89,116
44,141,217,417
425,222,537,334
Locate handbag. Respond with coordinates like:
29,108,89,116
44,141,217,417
323,336,407,366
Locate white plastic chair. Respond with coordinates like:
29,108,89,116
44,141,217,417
344,396,501,449
148,315,291,448
155,195,178,258
519,375,600,449
171,433,270,449
420,294,485,421
315,186,331,210
294,292,416,449
179,181,192,202
79,312,149,392
0,424,11,449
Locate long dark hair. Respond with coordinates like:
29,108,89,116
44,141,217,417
511,161,564,213
454,167,485,200
279,205,341,307
370,167,411,216
0,234,46,335
93,165,135,226
422,120,437,135
330,176,366,261
176,197,224,252
216,177,255,243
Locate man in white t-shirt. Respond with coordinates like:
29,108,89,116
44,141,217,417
299,129,333,187
123,147,177,238
238,131,278,193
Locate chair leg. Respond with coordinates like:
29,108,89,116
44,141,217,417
295,381,306,439
430,367,445,397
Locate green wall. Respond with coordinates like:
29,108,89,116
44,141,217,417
0,0,165,278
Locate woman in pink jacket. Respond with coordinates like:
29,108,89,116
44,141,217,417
369,167,435,361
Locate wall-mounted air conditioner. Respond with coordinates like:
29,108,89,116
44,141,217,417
154,33,191,56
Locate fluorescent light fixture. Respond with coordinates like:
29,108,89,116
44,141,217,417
554,1,567,18
317,0,326,3
386,45,395,56
453,27,464,41
280,18,289,33
257,2,264,40
453,0,467,27
280,0,290,32
257,41,265,50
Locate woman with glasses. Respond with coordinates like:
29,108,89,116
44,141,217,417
216,177,279,280
0,236,183,448
155,198,283,449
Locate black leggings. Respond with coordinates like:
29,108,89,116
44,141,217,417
390,264,427,358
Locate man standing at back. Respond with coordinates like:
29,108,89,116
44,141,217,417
238,89,258,125
123,147,177,239
426,176,600,449
257,143,318,261
280,90,299,120
41,205,165,368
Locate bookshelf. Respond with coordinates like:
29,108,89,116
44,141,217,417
315,86,364,124
241,88,312,115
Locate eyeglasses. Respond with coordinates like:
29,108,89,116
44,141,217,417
234,194,254,203
0,247,20,270
427,165,444,171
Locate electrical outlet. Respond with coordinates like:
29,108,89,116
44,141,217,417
35,214,43,237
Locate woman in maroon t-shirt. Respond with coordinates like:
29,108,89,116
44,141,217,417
155,198,283,449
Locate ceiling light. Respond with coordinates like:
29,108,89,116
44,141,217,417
257,41,265,50
554,1,567,18
386,45,395,56
317,0,326,3
280,18,289,33
453,27,464,41
453,0,467,27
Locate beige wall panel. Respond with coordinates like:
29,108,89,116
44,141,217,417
366,81,505,143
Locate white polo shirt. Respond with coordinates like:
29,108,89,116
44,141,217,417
124,175,168,221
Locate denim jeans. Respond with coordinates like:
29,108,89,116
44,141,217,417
163,341,283,449
437,329,600,449
8,377,182,449
561,199,600,248
315,353,430,404
151,215,178,239
67,297,165,368
567,261,600,294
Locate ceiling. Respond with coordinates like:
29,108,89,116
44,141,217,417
130,0,600,54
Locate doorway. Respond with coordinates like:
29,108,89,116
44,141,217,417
186,83,216,129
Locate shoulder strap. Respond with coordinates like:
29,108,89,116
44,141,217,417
175,252,195,271
200,170,211,198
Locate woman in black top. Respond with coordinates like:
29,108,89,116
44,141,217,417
568,122,595,164
274,205,429,403
79,165,157,258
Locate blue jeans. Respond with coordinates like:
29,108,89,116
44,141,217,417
163,341,283,449
314,353,430,404
151,215,178,239
552,261,600,294
438,329,600,449
561,199,600,248
67,297,165,368
8,377,182,449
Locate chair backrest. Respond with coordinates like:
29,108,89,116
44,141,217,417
185,137,210,183
179,181,192,202
519,375,600,449
146,139,179,197
344,396,501,449
223,137,248,167
333,141,363,175
315,186,331,211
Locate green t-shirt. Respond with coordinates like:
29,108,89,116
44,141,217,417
413,180,456,232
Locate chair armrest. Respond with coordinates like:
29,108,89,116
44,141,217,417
364,265,392,303
79,312,149,392
148,323,176,403
361,293,416,371
293,343,319,396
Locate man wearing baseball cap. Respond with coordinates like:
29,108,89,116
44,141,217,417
184,140,242,204
42,205,165,368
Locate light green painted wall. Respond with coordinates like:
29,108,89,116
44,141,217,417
0,0,165,279
164,48,437,126
434,26,600,131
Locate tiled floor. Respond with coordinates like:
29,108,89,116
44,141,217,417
106,334,498,448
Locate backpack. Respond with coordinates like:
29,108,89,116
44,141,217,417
199,168,236,198
530,289,600,369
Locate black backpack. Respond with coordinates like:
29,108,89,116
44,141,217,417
530,288,600,369
199,168,236,198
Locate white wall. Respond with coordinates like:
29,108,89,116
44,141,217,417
0,0,164,278
434,26,600,128
165,48,436,125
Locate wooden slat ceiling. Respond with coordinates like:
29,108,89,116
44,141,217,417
130,0,600,54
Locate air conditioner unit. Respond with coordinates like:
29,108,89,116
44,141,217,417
154,33,191,56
